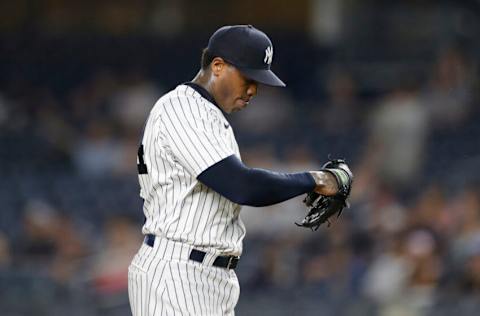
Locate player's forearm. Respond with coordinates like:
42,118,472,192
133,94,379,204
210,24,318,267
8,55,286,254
236,169,315,206
197,155,315,206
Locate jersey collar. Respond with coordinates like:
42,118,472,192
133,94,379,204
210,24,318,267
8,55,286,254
183,82,226,114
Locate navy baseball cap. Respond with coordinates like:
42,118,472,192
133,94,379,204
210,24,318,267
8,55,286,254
206,25,286,87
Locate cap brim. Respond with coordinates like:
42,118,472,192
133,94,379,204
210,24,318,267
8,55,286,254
239,68,286,87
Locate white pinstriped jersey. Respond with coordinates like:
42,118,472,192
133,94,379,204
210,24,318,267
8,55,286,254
137,84,246,256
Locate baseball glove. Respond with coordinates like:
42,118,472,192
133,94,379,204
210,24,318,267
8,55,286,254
296,159,353,230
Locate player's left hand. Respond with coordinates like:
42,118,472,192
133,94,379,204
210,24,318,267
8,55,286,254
296,159,353,230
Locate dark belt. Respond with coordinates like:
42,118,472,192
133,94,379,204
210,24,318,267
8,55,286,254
144,234,239,270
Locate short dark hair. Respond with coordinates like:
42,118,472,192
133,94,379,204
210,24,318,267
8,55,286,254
201,48,215,69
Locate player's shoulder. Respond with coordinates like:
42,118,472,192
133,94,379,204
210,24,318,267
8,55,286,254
151,84,213,116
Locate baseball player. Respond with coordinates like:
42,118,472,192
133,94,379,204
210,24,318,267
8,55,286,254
128,25,353,315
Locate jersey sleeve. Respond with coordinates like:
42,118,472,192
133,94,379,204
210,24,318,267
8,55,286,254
159,96,234,177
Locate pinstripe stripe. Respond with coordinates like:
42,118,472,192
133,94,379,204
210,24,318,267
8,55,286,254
205,268,214,315
179,178,195,239
207,192,219,245
205,267,214,315
224,282,233,314
161,112,200,173
167,263,182,315
186,262,200,314
141,269,145,316
192,185,209,241
176,261,196,315
184,186,200,238
165,170,188,235
165,274,177,316
171,97,220,164
212,268,221,314
195,264,207,315
177,97,226,162
152,262,168,315
157,153,168,231
159,286,167,315
171,98,214,164
130,272,135,315
128,269,135,315
219,274,229,313
150,243,169,315
129,270,135,315
133,269,138,315
135,269,141,315
191,263,203,314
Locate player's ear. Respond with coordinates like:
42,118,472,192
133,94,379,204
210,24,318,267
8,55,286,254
211,58,226,76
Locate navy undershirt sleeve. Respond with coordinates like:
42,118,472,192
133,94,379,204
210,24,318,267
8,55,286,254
197,154,316,207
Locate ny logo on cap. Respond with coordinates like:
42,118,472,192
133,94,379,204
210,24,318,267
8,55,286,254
264,46,273,65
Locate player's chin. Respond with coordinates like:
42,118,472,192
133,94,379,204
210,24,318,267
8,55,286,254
233,99,248,111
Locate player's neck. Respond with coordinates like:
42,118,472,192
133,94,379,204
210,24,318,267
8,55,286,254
192,70,209,88
192,70,217,101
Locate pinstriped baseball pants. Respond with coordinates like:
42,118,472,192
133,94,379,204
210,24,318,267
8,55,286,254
128,236,240,315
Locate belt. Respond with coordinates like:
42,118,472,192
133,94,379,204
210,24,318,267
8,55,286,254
144,234,239,270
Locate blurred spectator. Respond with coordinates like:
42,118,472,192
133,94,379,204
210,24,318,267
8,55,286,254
35,87,76,159
68,70,118,127
72,120,125,176
365,184,407,236
307,66,364,159
363,234,410,305
301,220,353,295
231,86,295,147
366,82,429,189
364,228,442,316
451,187,480,263
15,200,61,271
432,222,480,315
301,231,336,290
49,214,89,284
90,215,141,297
254,236,304,290
0,93,10,128
14,199,89,283
0,232,11,269
408,184,449,236
461,237,480,295
422,47,474,128
314,67,360,136
402,228,443,316
108,69,161,135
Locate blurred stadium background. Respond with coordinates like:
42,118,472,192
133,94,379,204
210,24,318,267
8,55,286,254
1,0,479,315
